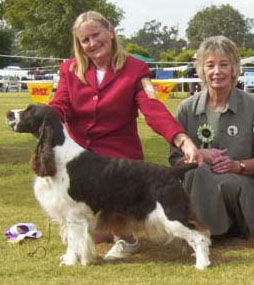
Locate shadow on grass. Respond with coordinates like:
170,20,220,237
95,234,254,269
0,141,36,165
210,235,254,266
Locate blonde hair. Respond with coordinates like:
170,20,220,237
72,11,127,83
195,35,241,87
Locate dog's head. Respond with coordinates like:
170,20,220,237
6,104,59,137
7,104,64,177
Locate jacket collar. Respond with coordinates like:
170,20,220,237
99,66,119,90
195,87,238,115
85,63,97,89
85,62,119,90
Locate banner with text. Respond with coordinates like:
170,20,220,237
27,82,54,104
151,80,177,103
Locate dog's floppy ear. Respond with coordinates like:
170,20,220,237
33,117,56,177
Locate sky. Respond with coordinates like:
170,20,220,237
112,0,254,39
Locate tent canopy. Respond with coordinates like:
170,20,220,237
131,53,155,62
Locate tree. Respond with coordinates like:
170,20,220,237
125,43,150,57
3,0,123,58
130,20,186,60
0,0,4,20
243,18,254,48
174,49,196,63
239,47,254,58
244,33,254,49
0,24,14,67
160,49,177,62
186,4,254,49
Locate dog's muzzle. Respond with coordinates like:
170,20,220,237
6,110,20,131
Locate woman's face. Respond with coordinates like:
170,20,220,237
77,21,114,68
203,53,234,90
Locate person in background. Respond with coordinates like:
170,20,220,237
170,35,254,239
49,10,202,261
188,53,201,96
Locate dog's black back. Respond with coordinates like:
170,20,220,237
67,151,197,225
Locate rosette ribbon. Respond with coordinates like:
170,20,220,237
197,123,215,148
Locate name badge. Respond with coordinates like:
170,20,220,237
227,125,238,136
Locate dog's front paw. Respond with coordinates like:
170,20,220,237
59,253,78,266
195,258,211,270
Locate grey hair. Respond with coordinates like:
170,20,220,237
195,35,241,87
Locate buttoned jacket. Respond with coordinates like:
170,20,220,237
50,55,184,159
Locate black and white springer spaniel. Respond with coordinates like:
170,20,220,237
6,104,211,270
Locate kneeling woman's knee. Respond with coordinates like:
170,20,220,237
219,176,241,201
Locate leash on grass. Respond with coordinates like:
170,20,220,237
27,219,51,258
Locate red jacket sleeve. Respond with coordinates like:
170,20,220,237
49,60,73,121
136,64,185,143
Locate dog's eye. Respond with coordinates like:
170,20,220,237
22,106,35,119
25,105,39,116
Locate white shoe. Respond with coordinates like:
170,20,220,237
104,239,139,261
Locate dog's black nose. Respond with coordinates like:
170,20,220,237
6,111,15,121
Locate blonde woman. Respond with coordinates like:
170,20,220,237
50,11,202,260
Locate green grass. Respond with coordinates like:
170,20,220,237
1,93,254,285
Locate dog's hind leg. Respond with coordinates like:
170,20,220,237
144,202,211,270
165,220,211,270
60,219,97,266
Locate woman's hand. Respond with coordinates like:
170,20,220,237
200,148,228,165
183,144,203,166
174,134,203,166
211,154,240,174
200,148,239,173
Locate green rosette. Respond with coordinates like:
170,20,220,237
197,123,215,148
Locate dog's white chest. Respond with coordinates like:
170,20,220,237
34,171,73,220
33,170,97,226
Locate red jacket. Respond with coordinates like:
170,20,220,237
49,56,184,160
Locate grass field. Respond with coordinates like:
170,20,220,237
1,93,254,285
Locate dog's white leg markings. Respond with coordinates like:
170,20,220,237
60,221,80,266
60,219,97,266
145,202,211,270
166,221,211,270
80,221,97,265
144,202,174,244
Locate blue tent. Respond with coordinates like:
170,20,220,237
156,69,174,79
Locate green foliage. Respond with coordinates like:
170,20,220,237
125,42,150,57
0,0,4,20
159,49,196,72
129,20,186,60
0,24,14,67
3,0,123,58
2,93,254,284
174,49,196,63
160,49,177,62
243,32,254,49
186,4,254,49
239,47,254,58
